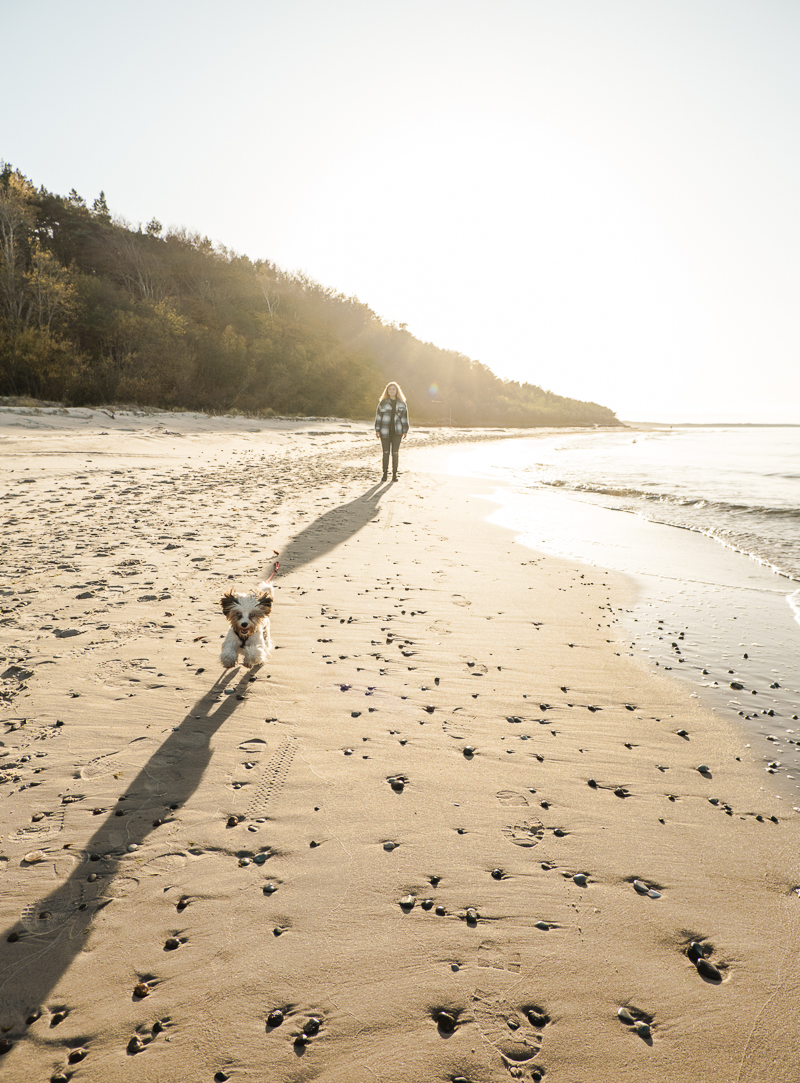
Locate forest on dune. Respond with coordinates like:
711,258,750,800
0,165,619,427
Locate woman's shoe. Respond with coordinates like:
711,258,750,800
381,472,388,482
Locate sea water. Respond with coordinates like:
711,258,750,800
441,427,800,800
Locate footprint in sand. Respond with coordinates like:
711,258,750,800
245,738,297,819
10,808,66,843
497,791,529,807
20,882,86,933
476,940,522,974
472,989,548,1075
428,620,452,635
451,595,472,607
502,819,545,848
79,736,159,779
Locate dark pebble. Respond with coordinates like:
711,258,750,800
436,1011,456,1033
421,898,434,910
267,1010,284,1027
617,1006,635,1025
391,779,405,792
399,895,415,910
304,1017,321,1036
573,873,588,887
465,907,478,925
263,882,277,894
635,1020,652,1038
435,904,446,916
67,1048,88,1063
587,778,597,787
294,1034,310,1048
553,827,565,837
534,920,550,930
214,1073,231,1082
0,1039,13,1055
226,816,239,827
127,1036,144,1054
687,941,704,963
253,853,267,865
696,958,722,981
463,745,475,757
7,932,19,943
491,868,503,879
528,1010,549,1027
164,937,180,950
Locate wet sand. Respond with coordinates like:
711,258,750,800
1,407,799,1083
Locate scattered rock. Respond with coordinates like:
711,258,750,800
696,958,722,982
435,1011,456,1033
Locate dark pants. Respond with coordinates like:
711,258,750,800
380,432,402,477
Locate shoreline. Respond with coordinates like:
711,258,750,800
418,441,800,806
2,410,800,1082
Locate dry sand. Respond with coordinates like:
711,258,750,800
1,406,799,1083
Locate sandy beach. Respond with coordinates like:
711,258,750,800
2,406,799,1083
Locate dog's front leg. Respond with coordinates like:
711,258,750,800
221,629,241,668
243,630,268,668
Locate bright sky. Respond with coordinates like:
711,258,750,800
6,0,800,422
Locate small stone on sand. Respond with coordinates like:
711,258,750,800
436,1011,456,1032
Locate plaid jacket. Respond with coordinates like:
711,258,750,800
374,398,409,437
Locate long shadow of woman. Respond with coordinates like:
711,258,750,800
276,480,389,576
0,668,253,1037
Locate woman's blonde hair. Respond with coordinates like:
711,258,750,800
379,381,406,404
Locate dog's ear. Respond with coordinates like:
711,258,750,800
258,590,273,611
221,589,237,615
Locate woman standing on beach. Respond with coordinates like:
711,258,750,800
374,381,410,482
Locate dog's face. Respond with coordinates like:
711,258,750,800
221,583,274,638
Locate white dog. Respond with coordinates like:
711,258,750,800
220,581,274,668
